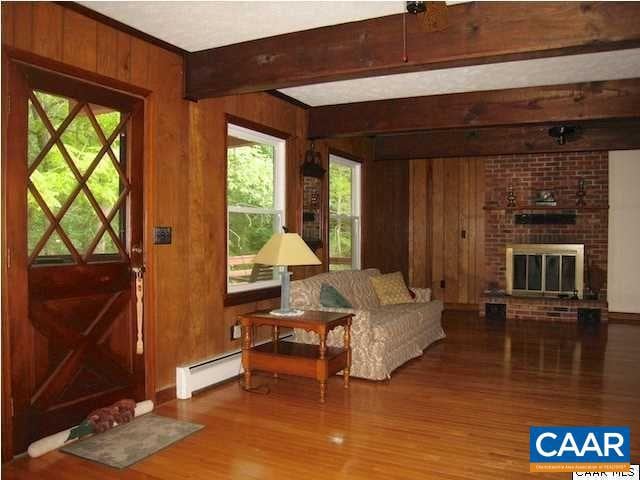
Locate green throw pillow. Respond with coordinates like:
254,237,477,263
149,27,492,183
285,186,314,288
320,284,352,308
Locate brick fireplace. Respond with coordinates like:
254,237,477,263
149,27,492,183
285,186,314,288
481,152,609,322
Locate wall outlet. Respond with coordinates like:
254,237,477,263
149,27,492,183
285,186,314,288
230,324,242,341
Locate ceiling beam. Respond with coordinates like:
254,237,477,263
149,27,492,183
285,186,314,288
308,78,640,138
184,2,640,100
374,119,640,160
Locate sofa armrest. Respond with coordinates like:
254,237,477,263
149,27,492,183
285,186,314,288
410,287,432,303
294,307,374,344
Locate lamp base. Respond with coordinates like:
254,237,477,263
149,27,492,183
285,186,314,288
269,308,304,317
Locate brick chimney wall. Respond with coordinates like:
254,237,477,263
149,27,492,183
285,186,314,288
484,152,609,298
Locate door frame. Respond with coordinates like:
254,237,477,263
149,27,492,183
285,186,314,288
1,46,157,461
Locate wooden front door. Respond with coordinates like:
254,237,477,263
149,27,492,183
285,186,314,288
4,61,146,454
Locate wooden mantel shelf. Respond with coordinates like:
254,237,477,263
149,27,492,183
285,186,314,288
483,205,609,212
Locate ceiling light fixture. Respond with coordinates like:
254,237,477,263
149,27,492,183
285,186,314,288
406,1,427,14
548,125,581,145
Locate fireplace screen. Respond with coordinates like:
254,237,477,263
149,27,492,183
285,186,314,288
506,244,584,298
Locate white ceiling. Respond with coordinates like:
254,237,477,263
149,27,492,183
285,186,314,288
80,1,406,51
280,48,640,106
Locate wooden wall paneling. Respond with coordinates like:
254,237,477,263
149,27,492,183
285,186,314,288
474,159,486,302
424,160,433,291
116,30,132,83
141,93,157,405
362,159,409,279
1,2,15,46
431,158,445,300
62,9,97,71
31,2,63,61
409,160,429,288
407,157,486,306
95,23,119,78
457,159,470,303
408,161,416,285
466,158,477,304
202,98,226,358
147,45,191,390
186,102,208,364
11,2,32,51
395,161,410,279
223,299,280,353
443,161,460,303
128,37,150,87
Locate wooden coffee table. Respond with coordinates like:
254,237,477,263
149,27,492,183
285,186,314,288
239,310,353,402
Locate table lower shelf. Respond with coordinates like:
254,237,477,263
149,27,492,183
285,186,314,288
245,341,348,379
252,340,343,358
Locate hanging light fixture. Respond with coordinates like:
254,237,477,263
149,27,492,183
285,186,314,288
548,125,581,145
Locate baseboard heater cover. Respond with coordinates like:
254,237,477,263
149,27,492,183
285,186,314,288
175,334,292,399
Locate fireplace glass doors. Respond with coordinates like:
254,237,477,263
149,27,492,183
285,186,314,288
506,244,584,298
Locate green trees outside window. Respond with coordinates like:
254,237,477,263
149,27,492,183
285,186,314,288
329,156,361,271
227,127,284,289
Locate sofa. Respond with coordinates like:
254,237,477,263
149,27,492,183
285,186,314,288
290,269,445,380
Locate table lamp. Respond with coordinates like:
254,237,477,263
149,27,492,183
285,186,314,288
254,232,321,316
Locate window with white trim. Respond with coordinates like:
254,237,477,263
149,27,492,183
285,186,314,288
329,154,361,271
227,123,285,293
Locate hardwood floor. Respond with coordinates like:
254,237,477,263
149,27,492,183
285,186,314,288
4,311,640,479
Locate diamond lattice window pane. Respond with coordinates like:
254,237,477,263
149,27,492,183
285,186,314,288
28,99,51,167
110,143,121,164
90,104,121,140
60,110,103,175
60,191,102,256
92,229,119,255
27,191,50,255
86,157,123,217
34,91,72,131
39,230,73,260
111,213,124,240
30,144,79,216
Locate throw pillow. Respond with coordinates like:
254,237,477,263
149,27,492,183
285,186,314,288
370,272,414,305
320,284,353,308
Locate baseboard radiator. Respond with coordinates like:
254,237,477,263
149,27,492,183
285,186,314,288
175,334,292,400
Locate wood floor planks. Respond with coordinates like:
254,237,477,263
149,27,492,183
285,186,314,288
3,311,639,479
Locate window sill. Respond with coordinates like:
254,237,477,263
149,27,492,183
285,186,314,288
224,286,281,307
